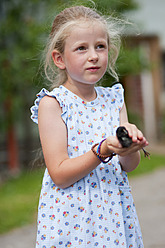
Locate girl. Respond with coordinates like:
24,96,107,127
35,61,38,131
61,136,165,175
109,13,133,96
31,5,148,248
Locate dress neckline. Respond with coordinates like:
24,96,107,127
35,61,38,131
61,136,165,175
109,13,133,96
59,85,100,107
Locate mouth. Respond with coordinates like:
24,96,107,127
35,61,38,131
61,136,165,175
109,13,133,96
86,66,100,72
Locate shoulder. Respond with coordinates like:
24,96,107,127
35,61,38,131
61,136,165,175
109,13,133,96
96,82,123,93
39,94,61,111
31,87,67,124
96,83,124,110
96,83,124,98
38,96,62,123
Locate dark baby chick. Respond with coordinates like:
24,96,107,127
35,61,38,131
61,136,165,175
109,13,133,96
116,126,150,158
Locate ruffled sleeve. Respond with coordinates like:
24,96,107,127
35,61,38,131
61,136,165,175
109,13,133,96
110,83,124,111
30,88,68,124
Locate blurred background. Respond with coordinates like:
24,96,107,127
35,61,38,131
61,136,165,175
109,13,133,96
0,0,165,246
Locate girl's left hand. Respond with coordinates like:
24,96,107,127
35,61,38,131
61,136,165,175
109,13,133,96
122,122,148,144
117,122,149,156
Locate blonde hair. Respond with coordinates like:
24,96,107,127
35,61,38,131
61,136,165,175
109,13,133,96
44,5,122,88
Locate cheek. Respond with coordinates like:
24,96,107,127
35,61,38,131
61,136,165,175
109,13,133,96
65,57,83,76
70,57,85,73
102,53,109,68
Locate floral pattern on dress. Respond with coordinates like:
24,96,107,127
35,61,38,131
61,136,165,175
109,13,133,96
31,83,143,248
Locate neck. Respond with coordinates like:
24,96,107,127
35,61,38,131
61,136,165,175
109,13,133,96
63,81,97,102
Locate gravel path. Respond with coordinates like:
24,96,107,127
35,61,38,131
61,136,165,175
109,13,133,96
0,167,165,248
130,167,165,248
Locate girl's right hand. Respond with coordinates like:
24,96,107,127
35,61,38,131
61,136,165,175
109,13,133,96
100,135,122,156
100,133,147,172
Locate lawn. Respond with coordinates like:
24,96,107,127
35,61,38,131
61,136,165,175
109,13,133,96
0,168,45,234
0,153,165,234
129,152,165,176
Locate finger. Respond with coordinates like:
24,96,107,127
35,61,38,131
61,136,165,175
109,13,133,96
140,137,149,146
137,129,144,141
124,124,137,141
132,130,138,142
129,126,138,142
131,126,144,143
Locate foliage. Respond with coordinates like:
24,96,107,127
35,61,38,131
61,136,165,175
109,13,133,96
91,0,138,14
0,0,47,130
47,0,138,14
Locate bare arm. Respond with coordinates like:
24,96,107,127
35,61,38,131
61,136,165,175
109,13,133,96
38,96,101,189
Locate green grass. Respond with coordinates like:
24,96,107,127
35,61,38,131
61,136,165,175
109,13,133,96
0,168,45,234
0,153,165,234
129,152,165,177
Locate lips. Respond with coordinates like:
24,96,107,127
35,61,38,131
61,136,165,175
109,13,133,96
86,66,100,72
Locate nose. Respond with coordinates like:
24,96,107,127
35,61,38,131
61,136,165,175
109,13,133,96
88,48,98,62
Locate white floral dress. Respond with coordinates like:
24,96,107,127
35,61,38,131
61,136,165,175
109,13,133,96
31,83,143,248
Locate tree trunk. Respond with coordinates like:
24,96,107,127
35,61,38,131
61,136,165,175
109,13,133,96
7,124,20,173
5,98,20,174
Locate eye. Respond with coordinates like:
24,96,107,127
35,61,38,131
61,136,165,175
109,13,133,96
97,44,104,49
96,43,107,50
77,46,86,51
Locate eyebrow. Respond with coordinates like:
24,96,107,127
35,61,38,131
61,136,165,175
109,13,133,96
73,39,107,46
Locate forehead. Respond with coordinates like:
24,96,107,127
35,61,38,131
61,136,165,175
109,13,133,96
66,20,108,42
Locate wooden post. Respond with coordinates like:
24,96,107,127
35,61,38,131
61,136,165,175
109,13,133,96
7,124,19,173
5,98,20,174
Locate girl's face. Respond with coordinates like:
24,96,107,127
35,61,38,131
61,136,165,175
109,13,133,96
61,21,109,87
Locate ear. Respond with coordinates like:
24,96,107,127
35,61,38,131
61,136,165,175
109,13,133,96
52,50,66,70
